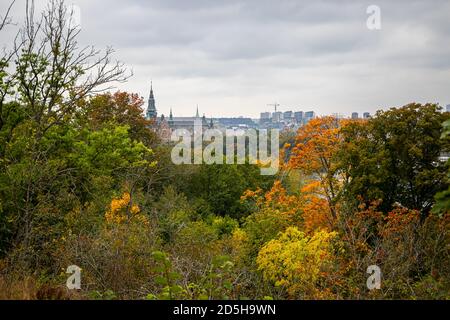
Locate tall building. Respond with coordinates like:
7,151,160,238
272,111,283,122
294,111,303,123
260,112,271,124
446,104,450,112
304,111,315,118
168,108,174,126
351,112,359,119
283,111,293,120
303,111,315,125
363,112,371,119
146,82,157,120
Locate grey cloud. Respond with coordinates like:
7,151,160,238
0,0,449,117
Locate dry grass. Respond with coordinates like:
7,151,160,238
0,275,84,300
0,275,39,300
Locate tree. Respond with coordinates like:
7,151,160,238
14,0,129,137
287,116,345,219
83,91,158,147
0,0,130,263
0,1,15,31
179,161,274,218
339,103,449,216
256,227,338,298
433,118,450,215
0,0,22,140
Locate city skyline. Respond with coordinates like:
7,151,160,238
146,82,447,121
145,83,376,138
146,83,377,119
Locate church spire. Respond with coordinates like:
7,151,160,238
169,107,174,125
149,81,154,99
195,105,199,118
146,81,157,120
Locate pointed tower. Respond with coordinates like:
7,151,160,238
195,105,200,118
168,108,174,126
146,81,157,120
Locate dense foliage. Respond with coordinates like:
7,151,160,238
0,0,449,300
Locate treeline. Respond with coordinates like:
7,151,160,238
0,0,449,299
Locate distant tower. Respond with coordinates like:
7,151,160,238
146,82,157,120
169,108,174,126
195,105,200,118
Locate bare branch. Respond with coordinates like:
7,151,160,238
0,0,16,31
13,0,131,134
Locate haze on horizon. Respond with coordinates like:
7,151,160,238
1,0,449,118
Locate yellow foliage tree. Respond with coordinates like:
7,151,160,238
256,227,338,298
105,192,149,226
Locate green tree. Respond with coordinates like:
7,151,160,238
82,91,158,147
339,103,450,216
0,0,130,264
180,161,274,218
433,118,450,214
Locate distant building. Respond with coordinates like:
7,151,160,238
272,111,283,123
167,107,210,131
303,111,315,124
260,112,271,125
446,104,450,112
145,84,211,140
146,82,157,120
304,111,315,119
363,112,371,119
260,112,271,120
294,111,304,123
283,111,293,120
215,117,257,129
351,112,359,119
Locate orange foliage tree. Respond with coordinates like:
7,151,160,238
241,117,355,233
287,116,349,220
85,91,158,146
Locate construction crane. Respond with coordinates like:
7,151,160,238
267,102,280,112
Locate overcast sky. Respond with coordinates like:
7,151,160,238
1,0,450,117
